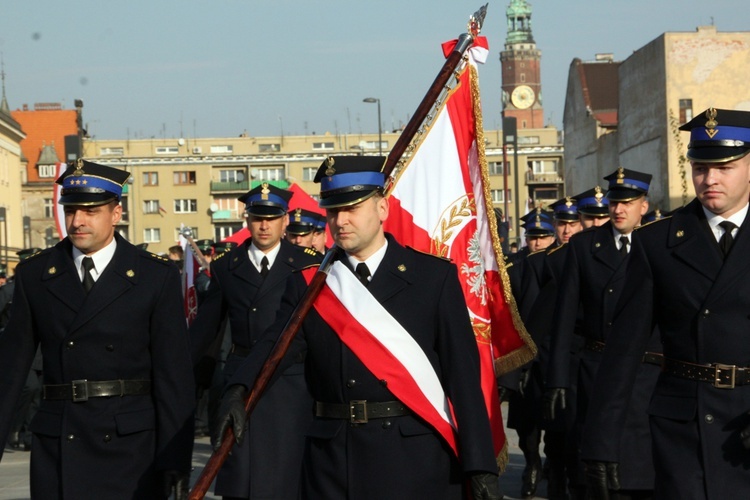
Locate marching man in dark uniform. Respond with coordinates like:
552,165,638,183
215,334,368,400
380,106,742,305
545,168,659,499
190,183,321,499
285,208,321,252
310,212,328,254
214,156,502,499
0,160,195,499
582,108,750,499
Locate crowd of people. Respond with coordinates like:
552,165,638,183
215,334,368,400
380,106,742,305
1,107,750,500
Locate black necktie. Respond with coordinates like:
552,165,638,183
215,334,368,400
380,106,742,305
260,256,270,279
81,257,95,293
619,235,629,257
718,221,737,257
355,263,371,287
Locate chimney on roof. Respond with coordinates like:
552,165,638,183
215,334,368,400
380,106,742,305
595,53,614,62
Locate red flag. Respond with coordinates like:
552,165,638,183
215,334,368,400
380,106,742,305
383,36,536,470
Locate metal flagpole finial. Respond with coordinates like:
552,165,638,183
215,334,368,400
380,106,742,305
468,3,488,37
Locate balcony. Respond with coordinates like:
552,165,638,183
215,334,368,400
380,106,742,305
211,180,250,193
212,209,243,222
525,173,563,185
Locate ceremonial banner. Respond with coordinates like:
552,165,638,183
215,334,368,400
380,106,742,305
383,37,536,469
179,228,201,325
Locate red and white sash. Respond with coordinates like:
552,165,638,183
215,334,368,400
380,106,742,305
302,262,458,455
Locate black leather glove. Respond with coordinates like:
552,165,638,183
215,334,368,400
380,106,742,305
518,369,532,398
469,472,503,500
498,385,510,403
542,387,566,421
212,384,248,451
584,461,620,500
741,415,750,449
159,470,189,500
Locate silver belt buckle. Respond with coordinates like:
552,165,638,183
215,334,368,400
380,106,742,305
714,364,736,389
349,400,368,424
71,379,89,402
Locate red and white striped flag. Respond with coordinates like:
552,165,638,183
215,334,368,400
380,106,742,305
383,36,536,469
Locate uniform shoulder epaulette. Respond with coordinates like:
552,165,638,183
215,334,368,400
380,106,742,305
547,243,568,255
636,215,673,230
303,247,319,257
212,251,229,262
143,251,172,265
407,246,451,262
16,248,45,266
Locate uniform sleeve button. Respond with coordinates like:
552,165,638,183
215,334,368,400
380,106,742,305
703,309,710,317
67,341,75,349
382,420,392,429
705,414,714,424
105,345,114,352
67,434,75,441
608,288,614,293
346,379,356,388
103,434,112,442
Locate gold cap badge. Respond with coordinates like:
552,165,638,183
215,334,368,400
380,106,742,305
325,156,336,176
73,158,85,177
616,167,625,184
705,107,719,139
594,186,604,202
260,183,270,200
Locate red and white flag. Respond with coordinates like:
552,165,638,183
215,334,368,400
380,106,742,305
383,37,536,469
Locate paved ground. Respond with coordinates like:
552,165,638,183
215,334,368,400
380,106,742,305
0,402,550,499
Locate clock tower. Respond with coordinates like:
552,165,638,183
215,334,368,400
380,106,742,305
500,0,544,129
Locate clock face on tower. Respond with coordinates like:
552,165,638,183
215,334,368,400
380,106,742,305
511,85,535,110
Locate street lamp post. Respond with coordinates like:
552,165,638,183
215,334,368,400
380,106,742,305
363,97,382,155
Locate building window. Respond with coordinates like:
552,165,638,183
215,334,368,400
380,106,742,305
174,199,197,213
529,159,559,175
534,188,559,204
679,99,693,124
38,164,56,178
312,142,335,151
100,147,124,156
143,200,160,214
214,225,243,242
120,196,129,222
520,74,526,82
522,120,528,128
219,169,245,183
491,189,512,203
174,171,196,185
255,167,283,181
258,143,280,153
363,140,387,151
488,162,505,175
175,227,198,241
143,172,159,186
144,228,161,243
44,198,54,218
518,136,540,145
302,167,317,181
155,146,179,154
210,145,234,154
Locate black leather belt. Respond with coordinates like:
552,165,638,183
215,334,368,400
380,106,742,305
584,339,606,353
650,357,750,389
315,400,409,424
43,379,151,402
230,344,251,357
642,352,664,366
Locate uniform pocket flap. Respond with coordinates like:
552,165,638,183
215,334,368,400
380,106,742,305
648,394,696,421
29,409,62,437
115,407,156,435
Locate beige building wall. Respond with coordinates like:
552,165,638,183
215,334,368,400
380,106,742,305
571,26,750,212
0,114,27,272
85,126,563,254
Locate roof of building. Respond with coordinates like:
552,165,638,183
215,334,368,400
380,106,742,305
11,107,78,182
575,58,621,127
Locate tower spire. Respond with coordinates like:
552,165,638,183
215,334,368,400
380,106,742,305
505,0,534,45
0,53,10,115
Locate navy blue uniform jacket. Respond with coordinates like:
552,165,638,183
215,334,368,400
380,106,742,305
582,199,750,498
230,235,497,500
190,238,321,499
0,235,195,499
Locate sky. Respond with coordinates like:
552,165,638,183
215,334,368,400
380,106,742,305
0,0,746,140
